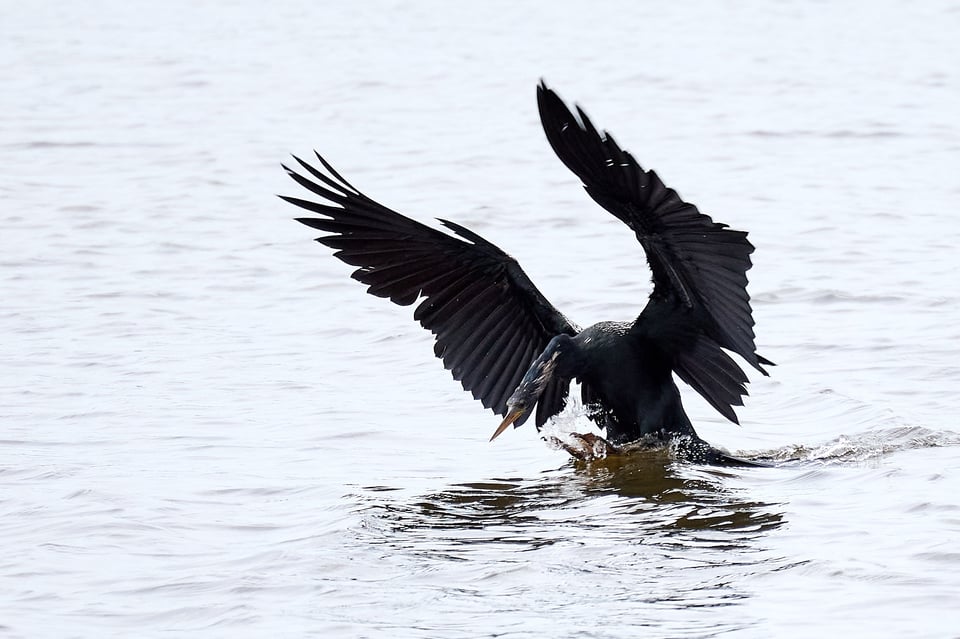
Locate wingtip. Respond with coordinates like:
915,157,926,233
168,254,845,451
536,78,565,110
753,354,775,377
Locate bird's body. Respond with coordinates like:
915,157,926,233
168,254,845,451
572,320,696,444
284,81,771,464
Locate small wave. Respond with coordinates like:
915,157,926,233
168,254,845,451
754,287,905,304
745,129,903,139
4,140,172,150
744,426,960,464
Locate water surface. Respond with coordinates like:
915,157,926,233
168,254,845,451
3,1,959,637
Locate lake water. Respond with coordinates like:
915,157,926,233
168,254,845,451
3,1,959,637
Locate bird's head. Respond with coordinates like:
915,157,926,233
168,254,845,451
489,393,532,442
489,334,574,442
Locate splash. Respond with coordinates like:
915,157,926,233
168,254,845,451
538,391,960,467
538,395,622,460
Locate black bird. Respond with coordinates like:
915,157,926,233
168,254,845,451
283,81,771,464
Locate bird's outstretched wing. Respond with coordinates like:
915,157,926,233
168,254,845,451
536,81,770,376
283,153,578,427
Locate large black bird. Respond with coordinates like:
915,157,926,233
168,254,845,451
283,81,771,464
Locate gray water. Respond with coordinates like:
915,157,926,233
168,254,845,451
3,1,960,637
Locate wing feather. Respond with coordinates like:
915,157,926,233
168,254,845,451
673,335,750,425
284,154,579,426
537,81,769,376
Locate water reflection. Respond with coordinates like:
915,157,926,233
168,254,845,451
352,450,785,559
329,451,802,635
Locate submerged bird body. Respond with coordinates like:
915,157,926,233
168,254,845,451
284,81,771,463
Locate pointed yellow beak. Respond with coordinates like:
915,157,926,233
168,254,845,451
490,408,525,442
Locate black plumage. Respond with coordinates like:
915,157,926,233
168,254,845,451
284,81,771,463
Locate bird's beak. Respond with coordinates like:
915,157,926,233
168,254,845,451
490,408,525,442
